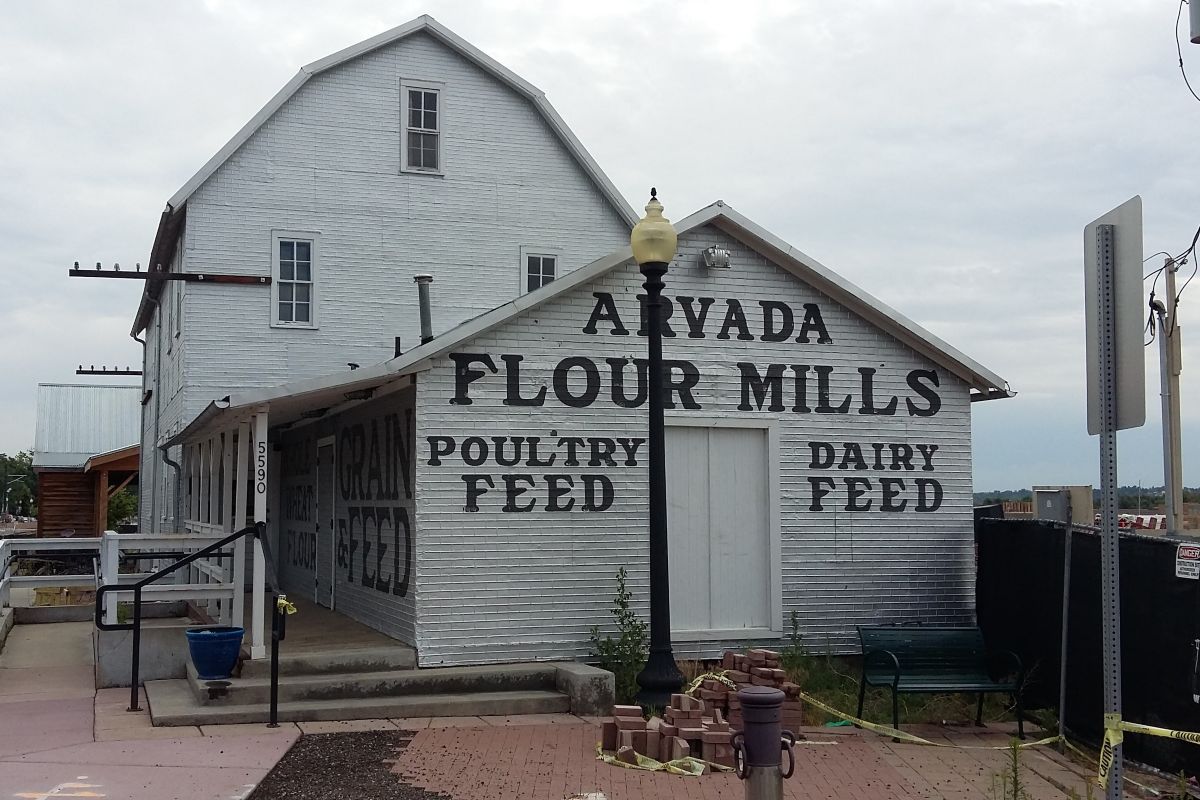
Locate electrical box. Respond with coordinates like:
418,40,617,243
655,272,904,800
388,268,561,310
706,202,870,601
1032,485,1095,526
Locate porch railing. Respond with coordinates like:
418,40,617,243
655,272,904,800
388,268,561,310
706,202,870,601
0,536,102,609
96,522,281,713
96,532,237,625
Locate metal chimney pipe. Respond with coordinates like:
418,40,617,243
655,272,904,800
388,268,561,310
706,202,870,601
414,274,434,344
1192,0,1200,44
394,336,403,358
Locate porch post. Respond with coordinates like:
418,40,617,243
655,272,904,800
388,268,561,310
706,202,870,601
250,408,269,659
207,435,220,526
190,442,200,523
103,531,119,625
95,469,110,537
219,430,235,625
231,420,250,630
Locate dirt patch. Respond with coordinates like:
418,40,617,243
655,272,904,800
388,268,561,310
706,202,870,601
248,730,449,800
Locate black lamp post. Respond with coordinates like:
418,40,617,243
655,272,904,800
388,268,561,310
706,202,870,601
631,188,685,709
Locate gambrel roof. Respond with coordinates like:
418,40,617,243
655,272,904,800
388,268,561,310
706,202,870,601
133,15,637,335
168,201,1011,446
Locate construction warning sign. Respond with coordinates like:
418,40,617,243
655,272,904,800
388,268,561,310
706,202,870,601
1175,544,1200,580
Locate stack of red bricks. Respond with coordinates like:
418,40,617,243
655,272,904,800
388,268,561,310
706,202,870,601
601,695,736,769
714,648,804,732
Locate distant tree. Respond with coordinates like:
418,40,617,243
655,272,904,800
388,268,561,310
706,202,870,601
106,488,138,529
0,451,36,516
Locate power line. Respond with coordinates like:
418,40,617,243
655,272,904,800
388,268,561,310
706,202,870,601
1177,0,1200,104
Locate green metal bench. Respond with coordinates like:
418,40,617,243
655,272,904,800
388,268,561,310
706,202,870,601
856,625,1025,737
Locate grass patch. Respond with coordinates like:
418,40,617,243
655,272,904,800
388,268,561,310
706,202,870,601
783,649,1016,726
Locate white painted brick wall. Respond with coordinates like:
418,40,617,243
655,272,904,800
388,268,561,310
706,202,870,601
142,32,630,536
177,29,629,428
412,224,975,666
140,242,189,533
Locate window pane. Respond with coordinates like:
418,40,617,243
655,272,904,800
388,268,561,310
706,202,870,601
527,255,539,275
280,262,294,281
278,302,293,322
294,303,310,322
408,132,424,168
543,265,555,281
295,284,310,302
424,139,438,170
424,91,437,112
408,89,422,110
296,263,311,282
279,241,294,260
409,108,422,128
279,283,293,301
527,273,539,293
424,110,437,130
295,241,310,261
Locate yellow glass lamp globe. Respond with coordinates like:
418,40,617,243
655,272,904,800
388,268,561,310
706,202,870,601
630,188,678,266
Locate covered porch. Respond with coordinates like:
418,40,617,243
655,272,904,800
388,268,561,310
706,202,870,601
166,363,419,660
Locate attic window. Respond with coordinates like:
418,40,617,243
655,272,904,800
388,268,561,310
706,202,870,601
520,246,559,293
401,80,443,174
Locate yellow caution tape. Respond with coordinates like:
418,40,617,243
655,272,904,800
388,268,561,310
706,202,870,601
276,595,297,615
1092,713,1200,788
1095,714,1124,788
685,671,737,696
1118,718,1200,746
595,744,733,776
1062,736,1160,794
797,691,1060,750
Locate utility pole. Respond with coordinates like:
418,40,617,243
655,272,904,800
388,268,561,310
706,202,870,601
1164,259,1184,533
1153,257,1184,533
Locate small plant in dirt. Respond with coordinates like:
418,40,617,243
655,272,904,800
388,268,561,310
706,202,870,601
589,567,648,705
1169,770,1195,800
989,739,1031,800
1064,782,1096,800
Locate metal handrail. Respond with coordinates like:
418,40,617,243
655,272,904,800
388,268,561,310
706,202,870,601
95,522,274,713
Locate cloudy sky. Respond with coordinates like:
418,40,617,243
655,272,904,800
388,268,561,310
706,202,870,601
1,0,1198,491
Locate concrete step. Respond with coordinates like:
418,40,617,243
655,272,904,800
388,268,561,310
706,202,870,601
194,661,557,706
146,678,570,726
237,644,417,678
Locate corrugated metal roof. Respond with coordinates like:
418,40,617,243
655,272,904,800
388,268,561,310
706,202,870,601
33,384,141,469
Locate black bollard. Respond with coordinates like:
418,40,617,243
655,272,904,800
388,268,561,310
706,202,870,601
733,686,796,800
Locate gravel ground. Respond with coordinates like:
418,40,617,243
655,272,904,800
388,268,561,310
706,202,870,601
248,730,449,800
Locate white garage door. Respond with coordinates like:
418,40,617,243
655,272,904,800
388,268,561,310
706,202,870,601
666,425,773,637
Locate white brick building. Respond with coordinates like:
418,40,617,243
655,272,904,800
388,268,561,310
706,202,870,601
135,16,636,535
168,202,1010,665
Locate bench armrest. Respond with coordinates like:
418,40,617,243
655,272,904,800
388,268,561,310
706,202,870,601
989,649,1025,685
862,648,901,688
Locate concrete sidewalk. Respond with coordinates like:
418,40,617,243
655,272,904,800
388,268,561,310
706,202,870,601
0,622,297,800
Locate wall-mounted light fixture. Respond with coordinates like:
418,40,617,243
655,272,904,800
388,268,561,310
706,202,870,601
701,245,731,269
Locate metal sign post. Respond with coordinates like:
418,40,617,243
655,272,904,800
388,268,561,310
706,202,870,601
1095,223,1124,799
1083,197,1145,800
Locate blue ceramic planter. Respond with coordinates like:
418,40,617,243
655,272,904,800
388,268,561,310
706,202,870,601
185,626,244,680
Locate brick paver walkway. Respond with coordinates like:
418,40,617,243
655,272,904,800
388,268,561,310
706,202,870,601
394,720,1106,800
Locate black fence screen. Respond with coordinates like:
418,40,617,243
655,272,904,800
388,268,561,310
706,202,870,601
976,518,1200,776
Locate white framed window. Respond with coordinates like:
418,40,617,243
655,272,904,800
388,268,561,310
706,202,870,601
520,246,559,294
400,80,443,174
271,231,319,328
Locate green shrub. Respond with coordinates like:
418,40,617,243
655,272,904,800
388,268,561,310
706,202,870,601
589,567,648,705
